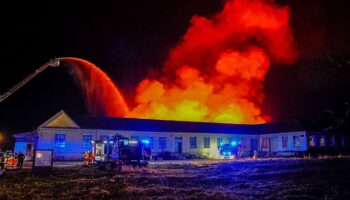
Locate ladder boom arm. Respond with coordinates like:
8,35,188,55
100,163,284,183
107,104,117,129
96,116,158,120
0,59,60,103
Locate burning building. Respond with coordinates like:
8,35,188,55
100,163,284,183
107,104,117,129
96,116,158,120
11,1,349,160
13,110,310,160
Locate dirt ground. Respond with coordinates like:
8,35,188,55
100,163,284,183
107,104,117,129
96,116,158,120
1,158,350,200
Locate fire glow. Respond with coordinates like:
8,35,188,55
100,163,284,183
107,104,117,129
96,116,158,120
66,0,298,124
62,57,129,117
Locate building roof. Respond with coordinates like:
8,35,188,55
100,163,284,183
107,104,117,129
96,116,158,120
73,116,305,135
12,131,37,141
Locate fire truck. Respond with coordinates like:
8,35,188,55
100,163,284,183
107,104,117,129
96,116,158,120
91,134,151,171
218,140,241,159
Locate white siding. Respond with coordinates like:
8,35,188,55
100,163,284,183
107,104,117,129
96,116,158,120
261,131,308,152
35,127,307,160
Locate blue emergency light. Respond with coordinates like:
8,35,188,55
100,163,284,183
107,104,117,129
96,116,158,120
231,141,237,146
141,139,150,144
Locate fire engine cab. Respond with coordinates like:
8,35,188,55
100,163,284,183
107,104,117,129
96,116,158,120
91,134,151,171
218,141,241,159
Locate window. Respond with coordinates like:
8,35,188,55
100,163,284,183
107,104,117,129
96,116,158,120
83,135,93,147
309,135,315,147
55,133,66,148
26,143,32,154
100,135,109,141
262,138,269,149
293,136,301,147
190,137,197,148
320,135,326,147
159,137,167,149
217,138,223,147
204,137,210,148
282,136,288,148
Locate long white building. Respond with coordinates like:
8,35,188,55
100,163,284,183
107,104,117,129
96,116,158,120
13,110,308,160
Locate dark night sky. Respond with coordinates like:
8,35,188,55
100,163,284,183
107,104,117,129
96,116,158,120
1,0,350,147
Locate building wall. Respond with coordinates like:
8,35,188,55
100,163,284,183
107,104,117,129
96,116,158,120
34,128,308,160
119,132,259,158
37,128,117,160
260,131,308,152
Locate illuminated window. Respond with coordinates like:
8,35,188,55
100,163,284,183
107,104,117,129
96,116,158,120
320,136,326,147
159,137,167,149
293,136,301,147
83,135,93,147
309,135,315,147
282,136,288,148
262,138,269,149
190,137,197,148
217,138,223,147
100,135,109,141
55,133,66,148
204,137,210,148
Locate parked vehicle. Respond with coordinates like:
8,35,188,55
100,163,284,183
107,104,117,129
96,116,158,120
218,141,241,159
91,134,151,171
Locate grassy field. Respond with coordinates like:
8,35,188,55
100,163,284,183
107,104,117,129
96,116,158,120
1,158,350,199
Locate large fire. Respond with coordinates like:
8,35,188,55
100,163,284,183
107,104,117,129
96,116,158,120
66,0,298,124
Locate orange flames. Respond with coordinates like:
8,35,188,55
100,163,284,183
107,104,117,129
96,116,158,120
66,0,298,124
127,0,297,123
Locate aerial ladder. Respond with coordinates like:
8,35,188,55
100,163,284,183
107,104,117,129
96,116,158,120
0,58,60,103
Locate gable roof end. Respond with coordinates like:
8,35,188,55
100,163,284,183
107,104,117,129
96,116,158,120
39,110,80,129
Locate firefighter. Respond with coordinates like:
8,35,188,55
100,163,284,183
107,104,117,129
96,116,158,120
83,151,90,166
237,145,243,159
252,150,258,160
88,151,93,164
17,151,25,169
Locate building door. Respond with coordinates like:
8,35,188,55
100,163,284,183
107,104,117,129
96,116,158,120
250,139,258,152
175,137,183,154
26,143,33,155
26,143,33,160
270,137,278,152
261,138,270,152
